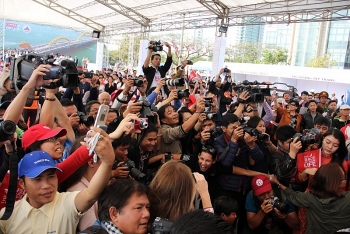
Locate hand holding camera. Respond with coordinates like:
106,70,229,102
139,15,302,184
195,97,205,113
201,130,211,142
25,64,53,89
109,113,140,139
111,162,129,178
231,126,244,143
244,132,257,148
168,90,178,101
289,137,303,159
261,199,273,214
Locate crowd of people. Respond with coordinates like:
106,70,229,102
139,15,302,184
0,41,349,234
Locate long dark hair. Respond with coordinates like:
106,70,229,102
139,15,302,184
321,129,347,166
309,163,344,198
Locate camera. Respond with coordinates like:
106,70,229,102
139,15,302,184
186,60,193,65
134,118,148,131
120,159,146,184
208,127,223,139
165,78,185,87
149,40,163,52
242,125,269,142
0,119,16,142
233,80,270,103
204,97,212,113
10,53,79,91
224,68,230,73
77,112,95,127
177,89,190,99
152,217,173,234
267,196,289,213
132,78,144,87
292,128,321,147
140,99,157,125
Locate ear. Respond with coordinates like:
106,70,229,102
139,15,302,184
109,206,119,224
277,140,282,146
220,213,227,220
18,178,25,190
87,159,95,168
160,118,167,124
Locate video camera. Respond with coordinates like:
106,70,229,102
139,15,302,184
152,217,173,234
292,128,321,147
0,119,16,142
9,53,79,91
149,40,163,52
233,80,270,103
267,196,289,213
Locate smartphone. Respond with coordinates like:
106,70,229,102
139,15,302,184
94,105,109,131
165,152,172,162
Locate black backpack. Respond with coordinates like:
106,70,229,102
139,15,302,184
77,225,108,234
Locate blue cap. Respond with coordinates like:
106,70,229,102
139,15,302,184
18,151,62,178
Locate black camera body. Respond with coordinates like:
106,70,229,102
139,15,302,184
224,68,230,73
140,99,157,125
0,119,16,142
149,40,163,52
77,112,94,127
233,80,270,103
292,128,320,147
120,159,146,184
208,127,223,139
267,196,289,213
152,217,173,234
10,54,79,91
132,78,144,87
176,89,190,99
241,125,269,142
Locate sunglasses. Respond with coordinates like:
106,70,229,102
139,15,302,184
42,136,60,143
202,146,216,154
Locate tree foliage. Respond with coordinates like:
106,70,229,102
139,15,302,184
306,53,337,68
226,42,263,63
108,35,141,66
261,47,288,64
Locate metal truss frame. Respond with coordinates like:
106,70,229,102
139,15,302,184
32,0,104,31
94,0,150,26
104,2,350,35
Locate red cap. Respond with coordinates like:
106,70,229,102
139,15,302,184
22,124,67,151
252,175,272,196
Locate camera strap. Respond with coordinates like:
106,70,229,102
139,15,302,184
117,89,138,104
0,151,19,220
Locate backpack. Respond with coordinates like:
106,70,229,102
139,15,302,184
77,225,108,234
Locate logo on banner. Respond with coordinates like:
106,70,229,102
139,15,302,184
23,25,31,33
5,22,21,31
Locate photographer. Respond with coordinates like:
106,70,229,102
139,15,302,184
275,98,302,133
269,125,302,188
214,113,264,232
157,97,205,154
245,175,299,234
142,41,172,91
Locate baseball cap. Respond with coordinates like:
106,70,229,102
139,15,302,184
18,151,62,178
0,101,10,110
252,175,272,196
22,124,67,151
340,104,350,110
319,91,329,98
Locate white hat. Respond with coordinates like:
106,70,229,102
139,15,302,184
340,104,350,110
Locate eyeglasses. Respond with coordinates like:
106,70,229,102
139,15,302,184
201,146,216,154
42,136,60,143
289,103,296,106
342,173,348,181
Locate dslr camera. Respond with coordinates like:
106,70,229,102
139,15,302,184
242,125,269,142
267,196,289,213
120,159,146,184
292,128,321,147
208,127,223,139
139,99,157,125
176,89,190,99
149,40,163,52
132,78,144,87
152,217,173,234
0,119,16,142
77,112,94,127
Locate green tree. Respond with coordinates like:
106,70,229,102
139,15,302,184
261,47,288,64
306,53,337,68
108,35,141,66
227,42,263,64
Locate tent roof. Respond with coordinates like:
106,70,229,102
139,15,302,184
2,0,350,35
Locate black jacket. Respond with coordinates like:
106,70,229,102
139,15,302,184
301,112,322,131
142,56,172,91
269,149,297,187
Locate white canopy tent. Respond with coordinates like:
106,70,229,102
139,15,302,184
1,0,350,35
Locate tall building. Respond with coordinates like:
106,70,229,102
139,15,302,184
236,17,264,43
326,14,350,69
